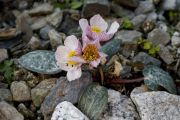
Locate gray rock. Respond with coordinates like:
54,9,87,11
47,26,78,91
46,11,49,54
133,52,161,66
31,78,57,107
114,30,142,43
171,32,180,46
131,85,149,96
0,49,8,63
135,1,154,15
16,12,33,42
46,8,63,28
162,0,177,10
48,29,64,50
17,0,29,10
41,72,92,120
148,28,170,46
51,101,89,120
39,25,53,40
28,3,53,16
157,21,168,32
30,17,47,30
146,12,158,21
114,0,139,8
0,101,24,120
10,81,31,101
158,45,174,64
18,103,35,118
131,91,180,120
27,36,41,50
99,89,139,120
82,0,110,18
176,21,180,31
131,14,146,28
0,88,12,101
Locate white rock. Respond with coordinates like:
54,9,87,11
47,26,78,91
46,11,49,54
31,17,47,30
0,101,24,120
51,101,89,120
131,91,180,120
171,32,180,46
99,89,140,120
27,36,41,50
0,49,8,63
162,0,177,10
48,29,64,50
46,8,63,28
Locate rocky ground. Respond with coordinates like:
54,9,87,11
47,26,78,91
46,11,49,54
0,0,180,120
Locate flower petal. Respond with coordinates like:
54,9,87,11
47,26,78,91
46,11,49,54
79,18,89,33
64,35,79,50
70,56,86,63
56,62,69,71
55,46,70,63
99,52,108,58
98,32,114,42
90,14,108,31
90,59,100,68
67,68,82,81
107,21,120,34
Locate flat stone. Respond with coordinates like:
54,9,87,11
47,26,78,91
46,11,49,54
0,49,8,63
27,36,41,50
0,88,12,101
51,101,89,120
133,52,161,66
146,12,158,21
131,91,180,120
114,30,142,43
162,0,177,10
31,78,57,107
148,28,170,46
30,17,47,30
0,101,24,120
171,32,180,46
40,72,92,120
99,89,140,120
10,81,31,101
46,8,63,28
158,45,174,64
114,0,139,8
28,3,53,16
176,21,180,31
18,103,35,118
0,28,20,40
48,29,64,50
132,14,146,27
82,0,110,18
39,25,53,40
135,1,154,15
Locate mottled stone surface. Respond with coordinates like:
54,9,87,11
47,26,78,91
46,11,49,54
0,88,12,101
18,103,35,118
158,45,174,64
0,101,24,120
171,32,180,46
10,81,31,101
135,1,154,15
131,91,180,120
114,30,142,43
31,78,57,107
133,52,161,66
148,28,170,46
41,72,92,120
99,89,140,120
0,49,8,63
51,101,89,120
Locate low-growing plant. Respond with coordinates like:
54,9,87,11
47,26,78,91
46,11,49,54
121,18,133,30
0,60,15,84
137,38,160,56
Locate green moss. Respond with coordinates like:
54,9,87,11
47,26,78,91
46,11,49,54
121,18,133,30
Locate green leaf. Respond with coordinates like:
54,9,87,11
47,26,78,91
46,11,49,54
121,18,133,29
71,1,83,9
18,50,61,74
143,65,177,94
143,41,152,50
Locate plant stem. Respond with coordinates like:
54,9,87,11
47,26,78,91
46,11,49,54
105,77,144,84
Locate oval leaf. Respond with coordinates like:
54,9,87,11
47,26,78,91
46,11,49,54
143,65,177,94
18,50,61,74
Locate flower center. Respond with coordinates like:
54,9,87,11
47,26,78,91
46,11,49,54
91,26,102,34
68,51,76,58
83,44,99,62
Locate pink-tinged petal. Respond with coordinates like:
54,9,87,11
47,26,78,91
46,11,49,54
90,59,100,68
90,14,108,31
98,32,113,42
82,35,91,50
67,68,82,81
75,41,82,55
107,21,120,34
56,62,69,71
64,35,79,50
99,52,108,58
91,39,101,49
70,56,86,63
55,46,70,63
79,19,89,33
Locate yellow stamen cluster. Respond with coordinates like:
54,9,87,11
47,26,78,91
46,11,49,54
91,26,102,34
67,51,76,66
83,44,99,62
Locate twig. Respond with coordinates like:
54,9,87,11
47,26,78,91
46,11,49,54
105,77,144,84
